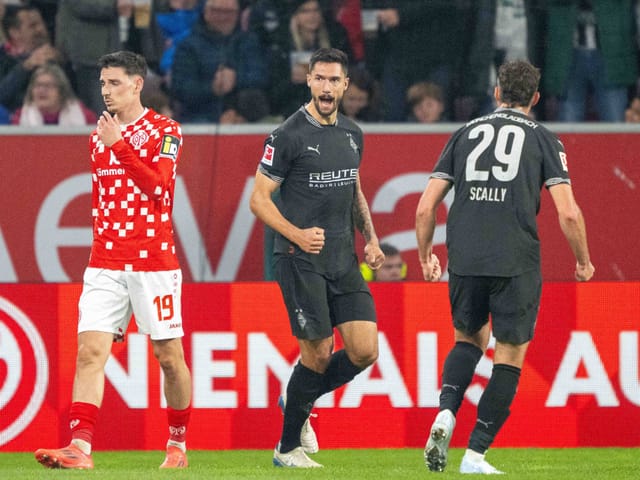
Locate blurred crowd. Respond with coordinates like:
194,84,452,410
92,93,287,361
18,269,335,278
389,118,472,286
2,0,640,126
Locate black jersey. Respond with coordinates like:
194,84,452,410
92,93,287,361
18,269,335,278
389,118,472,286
432,108,570,276
258,106,364,274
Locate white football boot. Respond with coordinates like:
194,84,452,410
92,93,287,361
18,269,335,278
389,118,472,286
424,409,456,472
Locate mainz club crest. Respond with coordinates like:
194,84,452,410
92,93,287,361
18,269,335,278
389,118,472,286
130,130,150,148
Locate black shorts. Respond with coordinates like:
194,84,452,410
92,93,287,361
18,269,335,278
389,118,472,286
274,253,377,340
448,270,542,345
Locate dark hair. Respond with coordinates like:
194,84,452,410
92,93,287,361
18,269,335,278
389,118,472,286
497,60,540,107
380,242,400,257
309,48,348,76
97,51,148,78
2,5,38,38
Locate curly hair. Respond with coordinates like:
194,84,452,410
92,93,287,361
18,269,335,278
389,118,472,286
497,60,540,107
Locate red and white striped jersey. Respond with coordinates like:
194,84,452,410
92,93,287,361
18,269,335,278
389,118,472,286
88,108,182,271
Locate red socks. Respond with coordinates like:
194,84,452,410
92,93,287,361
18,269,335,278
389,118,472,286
69,402,99,444
167,406,191,443
68,403,190,447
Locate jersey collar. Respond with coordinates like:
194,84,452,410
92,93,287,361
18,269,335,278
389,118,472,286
301,106,339,128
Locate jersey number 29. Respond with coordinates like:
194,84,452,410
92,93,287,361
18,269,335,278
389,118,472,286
466,124,525,182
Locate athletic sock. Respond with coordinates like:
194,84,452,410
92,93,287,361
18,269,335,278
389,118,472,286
279,362,324,453
316,349,363,398
439,341,483,414
69,402,99,454
468,363,521,454
167,405,191,452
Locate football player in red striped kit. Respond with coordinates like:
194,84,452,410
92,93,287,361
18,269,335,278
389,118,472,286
35,51,192,470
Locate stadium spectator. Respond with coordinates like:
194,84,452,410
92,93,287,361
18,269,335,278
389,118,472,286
171,0,268,123
0,4,63,113
11,63,97,125
332,0,365,64
416,59,594,474
219,87,283,123
360,242,406,281
241,0,300,48
30,0,58,41
544,0,638,122
406,81,445,123
34,50,192,470
369,2,467,121
55,0,164,116
267,0,353,118
155,0,201,79
455,0,547,121
339,65,382,122
625,95,640,123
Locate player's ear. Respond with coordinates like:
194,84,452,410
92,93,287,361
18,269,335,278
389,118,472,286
134,75,144,93
494,86,501,104
530,91,540,107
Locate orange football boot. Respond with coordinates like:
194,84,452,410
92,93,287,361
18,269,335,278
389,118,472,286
35,443,94,469
159,445,188,468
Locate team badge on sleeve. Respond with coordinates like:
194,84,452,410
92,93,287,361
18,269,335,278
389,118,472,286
261,144,275,166
160,135,180,159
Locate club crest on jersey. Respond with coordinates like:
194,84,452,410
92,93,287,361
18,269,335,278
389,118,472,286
130,129,149,148
261,144,275,166
160,134,180,159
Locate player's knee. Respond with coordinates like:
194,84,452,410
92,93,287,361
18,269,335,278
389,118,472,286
350,347,378,369
75,342,109,370
157,353,185,379
154,347,185,377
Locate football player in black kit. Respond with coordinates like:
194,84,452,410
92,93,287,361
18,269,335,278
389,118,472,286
416,60,595,474
250,48,385,468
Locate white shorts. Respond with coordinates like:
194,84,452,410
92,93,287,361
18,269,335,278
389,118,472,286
78,267,184,341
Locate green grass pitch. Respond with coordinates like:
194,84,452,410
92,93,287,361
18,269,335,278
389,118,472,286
1,448,637,479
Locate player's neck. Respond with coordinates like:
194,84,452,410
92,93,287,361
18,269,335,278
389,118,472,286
498,103,530,116
115,103,146,125
305,102,337,126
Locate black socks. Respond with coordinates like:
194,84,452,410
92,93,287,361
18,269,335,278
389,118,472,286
468,363,521,454
279,362,324,453
439,341,484,414
279,351,363,453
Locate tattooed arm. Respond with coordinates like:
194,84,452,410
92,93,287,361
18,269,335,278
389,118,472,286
353,173,385,270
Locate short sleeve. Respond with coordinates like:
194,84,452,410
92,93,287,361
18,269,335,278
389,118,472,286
257,129,297,183
538,129,571,188
430,129,463,183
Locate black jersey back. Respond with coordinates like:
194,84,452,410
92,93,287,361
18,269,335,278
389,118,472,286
431,108,571,276
258,107,364,274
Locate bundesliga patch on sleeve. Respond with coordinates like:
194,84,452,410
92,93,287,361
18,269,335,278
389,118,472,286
261,144,274,166
160,134,180,159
